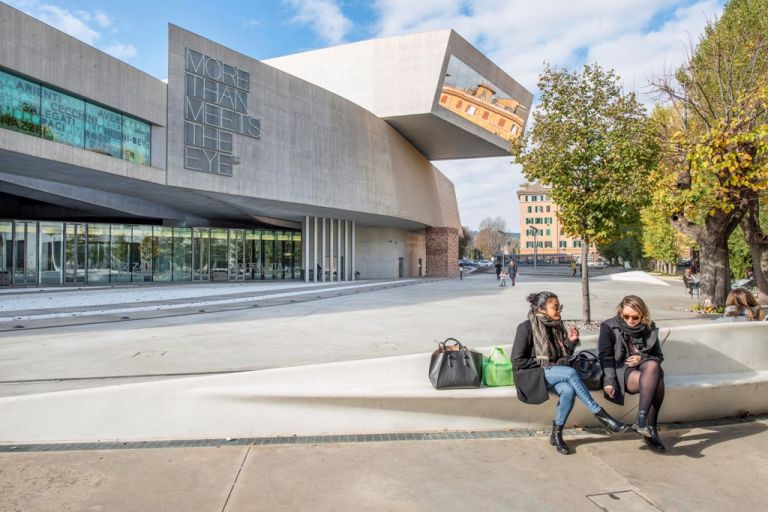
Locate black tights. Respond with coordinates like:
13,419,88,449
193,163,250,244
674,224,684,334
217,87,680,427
626,360,665,425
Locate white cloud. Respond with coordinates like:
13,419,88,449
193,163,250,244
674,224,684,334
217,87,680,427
284,0,353,45
35,3,101,45
372,0,725,231
5,1,138,61
103,42,137,60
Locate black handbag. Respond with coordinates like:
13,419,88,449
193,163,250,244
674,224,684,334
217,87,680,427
568,349,604,391
428,338,483,389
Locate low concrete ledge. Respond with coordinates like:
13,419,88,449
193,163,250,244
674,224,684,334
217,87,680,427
0,323,766,443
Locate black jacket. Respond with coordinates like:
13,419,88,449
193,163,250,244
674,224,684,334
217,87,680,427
511,320,579,404
597,316,663,405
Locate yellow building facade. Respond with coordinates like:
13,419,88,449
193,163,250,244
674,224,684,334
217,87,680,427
516,184,598,262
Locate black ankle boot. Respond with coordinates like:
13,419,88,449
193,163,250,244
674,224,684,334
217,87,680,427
645,426,667,453
594,408,629,434
550,421,570,455
634,410,652,437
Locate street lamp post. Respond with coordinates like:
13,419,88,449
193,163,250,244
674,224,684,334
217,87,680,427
528,225,538,272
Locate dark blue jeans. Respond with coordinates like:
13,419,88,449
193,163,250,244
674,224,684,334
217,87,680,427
544,365,602,426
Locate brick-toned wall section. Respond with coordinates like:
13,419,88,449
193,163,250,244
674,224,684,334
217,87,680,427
425,227,459,278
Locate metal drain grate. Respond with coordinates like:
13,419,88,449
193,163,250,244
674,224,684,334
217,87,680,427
587,490,663,511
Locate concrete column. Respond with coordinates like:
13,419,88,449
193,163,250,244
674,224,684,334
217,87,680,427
313,216,318,283
337,219,342,282
351,221,356,281
344,220,349,282
303,216,309,283
321,218,326,282
329,218,334,282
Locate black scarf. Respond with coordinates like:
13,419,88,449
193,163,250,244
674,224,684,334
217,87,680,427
618,317,652,355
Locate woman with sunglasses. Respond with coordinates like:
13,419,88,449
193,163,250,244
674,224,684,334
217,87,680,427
598,295,666,453
512,291,628,455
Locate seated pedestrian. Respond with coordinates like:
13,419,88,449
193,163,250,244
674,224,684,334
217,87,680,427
598,295,667,453
716,288,765,322
511,291,628,455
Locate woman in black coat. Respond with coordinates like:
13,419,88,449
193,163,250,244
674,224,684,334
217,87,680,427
512,291,628,455
598,295,666,453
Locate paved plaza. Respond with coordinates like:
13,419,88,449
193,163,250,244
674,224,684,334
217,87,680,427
2,268,764,512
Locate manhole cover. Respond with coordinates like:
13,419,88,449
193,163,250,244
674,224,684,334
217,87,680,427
587,491,662,511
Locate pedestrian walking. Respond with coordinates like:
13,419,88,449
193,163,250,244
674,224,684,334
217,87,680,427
508,259,518,286
459,263,464,280
495,261,502,280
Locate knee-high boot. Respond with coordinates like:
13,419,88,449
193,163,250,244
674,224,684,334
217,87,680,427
550,421,570,455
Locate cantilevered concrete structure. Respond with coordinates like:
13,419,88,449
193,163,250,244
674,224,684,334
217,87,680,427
0,3,531,287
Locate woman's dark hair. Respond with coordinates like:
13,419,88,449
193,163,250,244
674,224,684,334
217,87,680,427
527,291,558,311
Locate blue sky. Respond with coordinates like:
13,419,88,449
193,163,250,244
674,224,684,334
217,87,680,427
5,0,726,231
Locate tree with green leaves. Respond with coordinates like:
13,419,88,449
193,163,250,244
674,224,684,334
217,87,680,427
512,63,658,321
651,0,768,306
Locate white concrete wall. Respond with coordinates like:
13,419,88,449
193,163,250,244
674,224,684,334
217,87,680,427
354,225,425,279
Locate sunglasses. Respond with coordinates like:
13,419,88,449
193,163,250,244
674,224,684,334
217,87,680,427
548,304,564,312
622,314,641,321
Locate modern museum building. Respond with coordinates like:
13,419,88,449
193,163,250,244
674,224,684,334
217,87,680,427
0,3,531,287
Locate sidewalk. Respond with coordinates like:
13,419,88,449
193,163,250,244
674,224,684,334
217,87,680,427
1,417,765,512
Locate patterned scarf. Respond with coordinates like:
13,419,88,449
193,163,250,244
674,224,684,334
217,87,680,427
528,310,568,366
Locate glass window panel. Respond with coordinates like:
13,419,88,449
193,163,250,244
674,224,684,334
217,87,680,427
110,224,131,283
64,223,86,284
193,228,210,280
41,87,85,147
0,69,42,136
172,227,192,281
262,230,276,280
245,229,261,280
122,116,151,165
228,229,244,280
86,224,110,283
13,221,38,285
439,55,524,143
85,103,122,158
293,232,302,280
0,220,11,286
154,227,173,282
210,228,228,281
39,222,63,285
133,225,154,282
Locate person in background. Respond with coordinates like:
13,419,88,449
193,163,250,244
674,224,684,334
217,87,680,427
508,259,518,287
598,295,667,453
717,288,765,322
571,261,577,276
512,291,628,455
459,262,464,280
495,261,503,280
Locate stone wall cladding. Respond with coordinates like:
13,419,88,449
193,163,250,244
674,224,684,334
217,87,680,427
425,227,459,278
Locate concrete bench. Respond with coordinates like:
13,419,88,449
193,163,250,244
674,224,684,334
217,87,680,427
1,323,766,443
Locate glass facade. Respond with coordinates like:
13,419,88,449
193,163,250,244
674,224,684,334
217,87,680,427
438,55,526,143
0,219,302,287
0,68,151,165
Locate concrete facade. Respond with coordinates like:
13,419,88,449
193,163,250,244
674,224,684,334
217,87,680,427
0,4,528,282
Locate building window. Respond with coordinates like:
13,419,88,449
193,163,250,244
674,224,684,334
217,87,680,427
546,229,550,236
482,111,489,120
574,240,582,248
498,118,506,127
466,105,477,115
0,68,151,166
0,69,42,136
440,95,447,103
559,241,567,248
546,206,551,212
511,125,519,135
544,241,553,248
527,206,532,213
456,100,463,109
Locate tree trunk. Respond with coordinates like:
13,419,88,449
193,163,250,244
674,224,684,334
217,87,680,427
740,198,768,305
581,243,590,322
697,232,732,308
